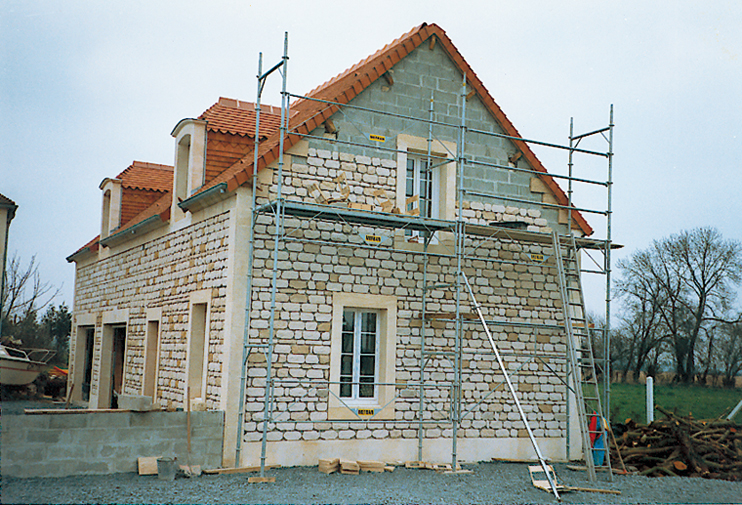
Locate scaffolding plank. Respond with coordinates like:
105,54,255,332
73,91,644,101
257,200,455,233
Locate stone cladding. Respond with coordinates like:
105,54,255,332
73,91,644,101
241,147,569,444
71,212,231,409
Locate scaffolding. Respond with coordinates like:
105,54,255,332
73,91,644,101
234,33,615,484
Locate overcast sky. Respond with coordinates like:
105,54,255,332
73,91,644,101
1,1,740,316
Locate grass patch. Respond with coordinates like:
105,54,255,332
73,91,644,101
607,382,742,424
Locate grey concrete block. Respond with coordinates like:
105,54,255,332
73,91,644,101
129,411,160,427
88,412,130,428
26,428,61,444
70,460,113,475
118,394,155,411
49,414,89,429
7,414,50,429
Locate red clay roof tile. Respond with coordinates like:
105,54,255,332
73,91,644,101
115,161,173,192
199,97,283,139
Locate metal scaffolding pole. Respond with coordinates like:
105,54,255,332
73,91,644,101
258,32,289,479
450,72,467,470
234,49,264,467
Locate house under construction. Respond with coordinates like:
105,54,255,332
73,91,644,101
66,23,615,483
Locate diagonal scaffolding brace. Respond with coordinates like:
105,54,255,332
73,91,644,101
461,272,561,500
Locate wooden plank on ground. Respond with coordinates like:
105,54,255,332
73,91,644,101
318,457,340,474
565,486,621,495
405,460,426,469
340,460,360,475
248,476,276,483
138,456,159,476
202,465,279,475
24,408,134,415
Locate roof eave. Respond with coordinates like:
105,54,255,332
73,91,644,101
178,183,230,213
99,213,167,248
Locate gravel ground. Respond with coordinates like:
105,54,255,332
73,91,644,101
2,461,742,504
2,398,741,504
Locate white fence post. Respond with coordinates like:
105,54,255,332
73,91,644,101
646,376,654,423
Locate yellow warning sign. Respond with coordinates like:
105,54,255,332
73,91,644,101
369,134,386,142
529,253,545,262
364,235,382,244
357,408,375,416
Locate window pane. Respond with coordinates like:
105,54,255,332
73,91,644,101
340,382,352,398
406,159,415,198
361,312,376,333
343,310,354,333
360,333,376,354
341,355,353,376
342,331,354,354
359,377,374,398
360,355,375,377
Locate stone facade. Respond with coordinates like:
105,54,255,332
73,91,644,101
71,211,231,410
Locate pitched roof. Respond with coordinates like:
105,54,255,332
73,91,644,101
0,192,17,222
71,22,594,261
199,97,283,139
115,161,173,192
203,22,593,235
0,193,17,208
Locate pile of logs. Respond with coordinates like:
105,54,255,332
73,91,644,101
611,406,742,480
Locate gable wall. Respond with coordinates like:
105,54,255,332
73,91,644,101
232,42,575,465
304,42,562,230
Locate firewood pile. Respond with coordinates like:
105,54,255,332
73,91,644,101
611,406,742,480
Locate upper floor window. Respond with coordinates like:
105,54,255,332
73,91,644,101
406,156,439,218
170,119,207,223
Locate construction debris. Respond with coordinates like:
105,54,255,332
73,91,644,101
137,457,159,476
318,458,340,474
317,458,396,475
611,406,742,480
529,465,621,496
202,465,280,475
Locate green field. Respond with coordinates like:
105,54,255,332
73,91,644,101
606,382,742,424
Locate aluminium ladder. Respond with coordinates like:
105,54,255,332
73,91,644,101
552,231,613,482
462,272,561,500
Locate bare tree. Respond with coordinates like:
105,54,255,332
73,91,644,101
668,228,742,382
717,321,742,387
1,253,60,333
616,249,672,381
615,228,742,384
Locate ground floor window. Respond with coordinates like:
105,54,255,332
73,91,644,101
340,310,379,400
329,293,397,420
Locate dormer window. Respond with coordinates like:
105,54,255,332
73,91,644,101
99,178,122,239
170,118,207,222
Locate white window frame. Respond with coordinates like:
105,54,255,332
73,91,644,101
396,134,457,248
340,309,380,402
405,155,440,222
329,293,397,420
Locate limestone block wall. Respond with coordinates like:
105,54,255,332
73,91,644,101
70,211,232,409
267,148,397,211
241,216,568,445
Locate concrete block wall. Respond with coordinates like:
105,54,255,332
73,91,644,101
305,40,537,208
0,411,224,478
